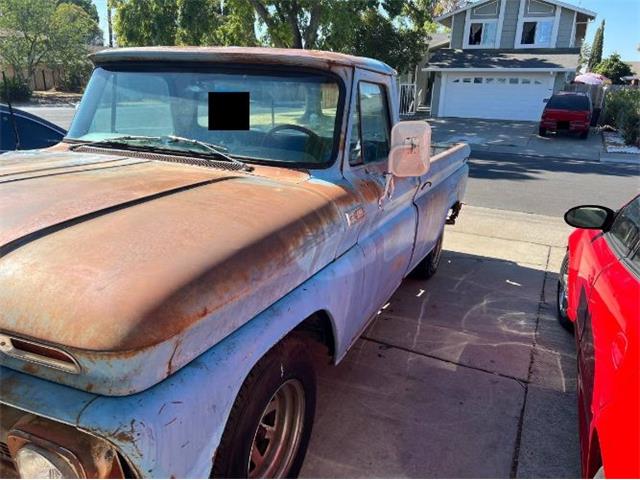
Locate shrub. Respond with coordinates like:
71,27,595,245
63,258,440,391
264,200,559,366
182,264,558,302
602,88,640,146
0,77,32,102
56,62,92,93
620,108,640,147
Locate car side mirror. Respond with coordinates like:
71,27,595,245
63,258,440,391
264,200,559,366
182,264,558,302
564,205,615,230
388,121,431,178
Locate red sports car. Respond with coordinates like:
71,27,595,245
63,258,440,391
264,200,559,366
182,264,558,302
557,195,640,478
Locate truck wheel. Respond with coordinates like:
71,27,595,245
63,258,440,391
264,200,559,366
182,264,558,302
557,254,573,333
538,127,547,137
413,230,444,280
212,335,316,479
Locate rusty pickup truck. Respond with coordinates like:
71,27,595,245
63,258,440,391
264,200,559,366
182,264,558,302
0,47,469,479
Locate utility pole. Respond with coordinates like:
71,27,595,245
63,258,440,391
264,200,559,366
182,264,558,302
107,2,114,47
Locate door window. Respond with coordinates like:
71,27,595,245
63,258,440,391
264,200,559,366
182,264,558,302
607,196,640,256
350,82,390,165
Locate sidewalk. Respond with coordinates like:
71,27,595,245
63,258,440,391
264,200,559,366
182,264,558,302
302,206,578,478
428,117,603,161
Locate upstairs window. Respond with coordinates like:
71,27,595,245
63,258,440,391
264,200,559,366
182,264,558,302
468,21,497,47
520,20,553,46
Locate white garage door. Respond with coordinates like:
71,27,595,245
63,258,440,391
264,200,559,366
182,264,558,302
440,73,554,121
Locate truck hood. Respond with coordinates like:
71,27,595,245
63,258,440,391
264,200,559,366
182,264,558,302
0,150,349,394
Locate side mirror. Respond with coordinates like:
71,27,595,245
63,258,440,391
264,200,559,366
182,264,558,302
564,205,615,230
388,121,431,178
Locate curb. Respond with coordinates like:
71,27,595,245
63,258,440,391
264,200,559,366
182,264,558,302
599,152,640,165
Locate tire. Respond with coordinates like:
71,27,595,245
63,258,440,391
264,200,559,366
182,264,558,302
539,126,547,137
557,253,574,333
580,129,589,139
212,335,316,479
413,229,445,280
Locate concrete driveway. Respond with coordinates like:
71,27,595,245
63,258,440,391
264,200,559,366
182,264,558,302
301,206,578,478
428,117,602,161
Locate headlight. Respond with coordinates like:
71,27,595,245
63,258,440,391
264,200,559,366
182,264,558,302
6,415,127,479
14,444,80,479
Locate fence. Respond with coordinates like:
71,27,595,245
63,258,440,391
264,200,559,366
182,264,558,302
563,83,639,125
399,83,417,116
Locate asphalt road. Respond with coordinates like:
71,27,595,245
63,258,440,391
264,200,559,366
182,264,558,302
466,152,640,216
20,105,640,216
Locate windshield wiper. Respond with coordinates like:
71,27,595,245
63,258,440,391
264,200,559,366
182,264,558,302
164,135,249,171
69,135,250,171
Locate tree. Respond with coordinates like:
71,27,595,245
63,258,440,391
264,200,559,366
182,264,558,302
112,0,257,47
577,41,591,72
110,0,436,74
593,52,633,84
249,0,436,73
58,0,104,45
58,0,99,22
0,0,97,85
588,19,604,71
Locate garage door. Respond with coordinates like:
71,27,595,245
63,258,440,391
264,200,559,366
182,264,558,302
440,73,554,121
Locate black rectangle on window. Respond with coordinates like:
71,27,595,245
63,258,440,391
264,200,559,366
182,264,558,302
208,92,249,130
521,22,536,44
469,23,483,45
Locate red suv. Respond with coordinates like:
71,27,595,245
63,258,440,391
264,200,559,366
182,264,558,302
557,195,640,478
539,92,592,139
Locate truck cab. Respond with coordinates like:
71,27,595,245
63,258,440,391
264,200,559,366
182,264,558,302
0,47,469,478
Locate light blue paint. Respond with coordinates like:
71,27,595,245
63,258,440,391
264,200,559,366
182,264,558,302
0,61,470,477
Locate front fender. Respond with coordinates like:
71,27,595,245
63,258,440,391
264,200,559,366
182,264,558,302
1,243,368,478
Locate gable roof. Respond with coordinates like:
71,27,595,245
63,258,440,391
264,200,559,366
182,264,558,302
435,0,596,22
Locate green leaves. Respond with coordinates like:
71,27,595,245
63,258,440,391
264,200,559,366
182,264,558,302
593,53,634,84
0,0,98,89
110,0,437,73
587,20,604,72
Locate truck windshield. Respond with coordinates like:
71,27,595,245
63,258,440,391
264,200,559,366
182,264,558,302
67,67,343,167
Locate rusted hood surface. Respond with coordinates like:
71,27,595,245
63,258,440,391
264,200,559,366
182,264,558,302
0,151,349,394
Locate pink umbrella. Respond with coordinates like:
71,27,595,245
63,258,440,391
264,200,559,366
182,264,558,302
574,72,612,85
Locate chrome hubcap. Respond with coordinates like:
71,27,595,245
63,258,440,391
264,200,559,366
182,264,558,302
248,379,305,478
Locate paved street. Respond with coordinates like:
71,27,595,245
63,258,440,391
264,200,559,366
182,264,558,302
13,106,639,477
466,153,639,216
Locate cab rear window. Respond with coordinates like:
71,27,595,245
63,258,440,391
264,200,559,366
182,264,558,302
545,95,591,111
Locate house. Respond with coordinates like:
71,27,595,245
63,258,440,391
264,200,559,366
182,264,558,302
422,0,596,121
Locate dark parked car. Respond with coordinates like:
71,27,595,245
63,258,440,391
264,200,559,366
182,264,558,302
1,104,66,153
539,92,592,139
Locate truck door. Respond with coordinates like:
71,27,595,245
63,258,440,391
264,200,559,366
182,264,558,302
342,70,419,335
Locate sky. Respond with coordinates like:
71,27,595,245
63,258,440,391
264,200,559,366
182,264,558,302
92,0,640,61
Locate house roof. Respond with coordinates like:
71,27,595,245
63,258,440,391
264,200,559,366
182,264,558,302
625,61,640,75
435,0,596,22
90,47,396,75
428,32,450,49
423,48,580,72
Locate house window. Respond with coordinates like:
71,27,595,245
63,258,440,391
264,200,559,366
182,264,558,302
474,77,483,84
462,78,472,83
509,78,519,84
521,20,553,46
497,78,506,84
485,78,495,84
468,21,497,46
521,78,531,84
